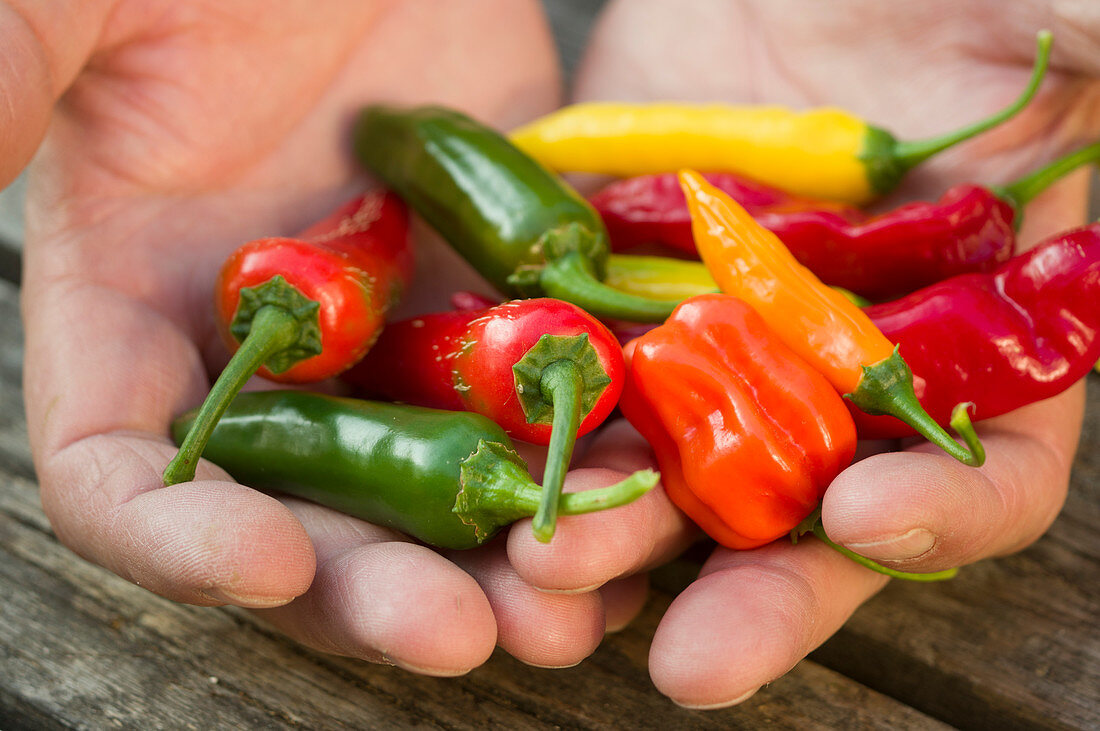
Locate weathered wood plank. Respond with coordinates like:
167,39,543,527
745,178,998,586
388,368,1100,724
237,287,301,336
0,272,950,728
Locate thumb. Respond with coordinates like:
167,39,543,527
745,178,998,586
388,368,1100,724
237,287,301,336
0,0,114,186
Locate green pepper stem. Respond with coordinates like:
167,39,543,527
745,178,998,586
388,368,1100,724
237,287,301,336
530,360,583,543
555,469,659,515
812,524,959,582
891,30,1052,173
790,508,959,582
456,440,659,543
162,306,302,486
993,140,1100,212
845,348,985,467
540,251,681,323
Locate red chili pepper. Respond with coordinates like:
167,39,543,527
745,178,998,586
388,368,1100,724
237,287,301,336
342,297,629,542
163,190,413,486
619,294,857,550
855,222,1100,438
592,142,1100,300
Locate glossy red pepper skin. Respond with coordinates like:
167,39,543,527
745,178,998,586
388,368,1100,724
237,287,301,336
342,296,631,542
342,298,624,445
216,191,413,383
341,308,473,413
592,172,1017,301
163,191,412,486
855,223,1100,438
619,294,856,549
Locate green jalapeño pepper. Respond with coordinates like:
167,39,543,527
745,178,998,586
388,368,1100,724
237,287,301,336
353,104,683,322
171,390,657,549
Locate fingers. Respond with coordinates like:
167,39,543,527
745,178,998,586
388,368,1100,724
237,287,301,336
39,432,316,607
600,572,650,633
446,542,605,669
507,419,700,592
824,383,1084,571
253,499,499,676
257,498,618,674
0,0,116,185
649,538,887,709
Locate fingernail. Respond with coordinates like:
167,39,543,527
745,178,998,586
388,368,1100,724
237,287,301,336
388,657,475,677
846,528,937,561
676,687,758,710
200,587,294,609
536,582,604,595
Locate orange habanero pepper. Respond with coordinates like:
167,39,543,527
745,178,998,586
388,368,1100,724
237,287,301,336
620,294,856,549
679,170,984,467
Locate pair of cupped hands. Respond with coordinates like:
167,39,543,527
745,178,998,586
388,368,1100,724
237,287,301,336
12,0,1098,709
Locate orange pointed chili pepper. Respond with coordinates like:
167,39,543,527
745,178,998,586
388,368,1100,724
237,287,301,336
678,170,984,466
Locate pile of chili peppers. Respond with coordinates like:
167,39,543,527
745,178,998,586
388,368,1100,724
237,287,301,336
164,29,1100,582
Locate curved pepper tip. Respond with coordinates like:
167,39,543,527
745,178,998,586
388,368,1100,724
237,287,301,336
949,401,986,467
846,348,986,467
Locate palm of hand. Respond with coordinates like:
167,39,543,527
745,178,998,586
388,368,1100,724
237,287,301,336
21,0,572,675
550,0,1098,707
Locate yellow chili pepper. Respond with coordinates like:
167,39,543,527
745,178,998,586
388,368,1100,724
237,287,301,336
510,32,1050,204
604,254,718,300
679,169,984,466
604,254,871,308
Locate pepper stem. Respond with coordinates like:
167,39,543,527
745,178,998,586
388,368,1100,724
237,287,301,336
844,348,985,467
993,140,1100,213
530,360,584,543
890,30,1052,173
791,509,959,582
162,305,304,485
556,470,659,515
455,439,659,542
539,251,681,323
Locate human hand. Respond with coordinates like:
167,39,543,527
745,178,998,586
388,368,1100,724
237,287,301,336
14,0,643,674
502,0,1099,707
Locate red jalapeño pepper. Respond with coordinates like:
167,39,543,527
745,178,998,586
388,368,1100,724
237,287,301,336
341,297,631,542
163,190,413,486
593,141,1100,301
619,294,857,549
855,222,1100,438
679,170,984,466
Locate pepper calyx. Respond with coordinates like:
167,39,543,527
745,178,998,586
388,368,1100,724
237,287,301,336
454,439,659,543
230,275,323,374
507,222,608,296
513,333,611,426
844,347,986,467
455,439,540,542
857,126,905,198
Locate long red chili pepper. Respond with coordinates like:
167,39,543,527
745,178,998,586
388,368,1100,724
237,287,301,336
593,142,1100,300
854,222,1100,437
341,297,631,542
163,190,413,486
